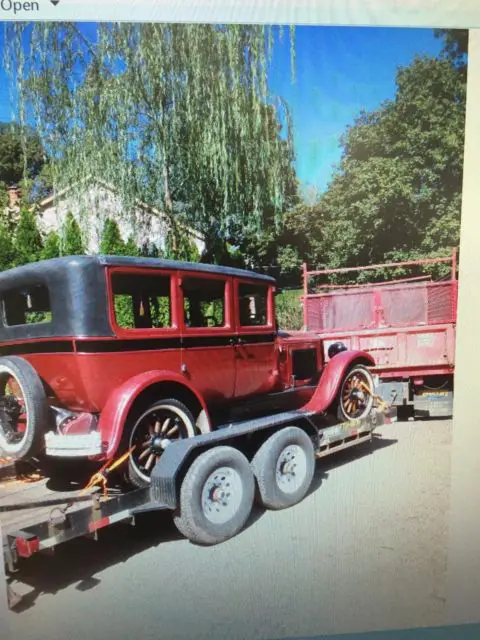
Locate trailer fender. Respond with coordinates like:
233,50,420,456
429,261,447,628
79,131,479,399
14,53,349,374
302,350,375,414
96,371,211,460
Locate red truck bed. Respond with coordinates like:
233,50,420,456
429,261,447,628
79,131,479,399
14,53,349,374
301,251,458,418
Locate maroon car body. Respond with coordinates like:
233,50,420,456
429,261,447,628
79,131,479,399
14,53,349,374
0,256,375,486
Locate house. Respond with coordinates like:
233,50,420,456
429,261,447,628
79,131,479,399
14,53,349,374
34,178,205,256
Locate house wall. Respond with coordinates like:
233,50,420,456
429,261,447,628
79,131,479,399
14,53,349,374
38,184,205,256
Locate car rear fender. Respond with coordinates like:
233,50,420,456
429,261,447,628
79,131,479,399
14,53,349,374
302,350,375,414
96,371,211,460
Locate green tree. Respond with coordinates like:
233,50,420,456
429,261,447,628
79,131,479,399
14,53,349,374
286,29,467,281
434,29,468,63
164,225,200,263
122,235,140,257
99,218,125,255
41,230,61,260
0,122,45,187
19,162,54,204
140,241,161,258
13,207,43,266
0,182,8,209
0,222,16,271
5,23,297,262
277,245,303,287
99,219,140,258
61,212,85,255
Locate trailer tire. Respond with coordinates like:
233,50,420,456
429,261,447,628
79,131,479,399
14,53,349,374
173,446,255,545
337,365,375,422
251,427,316,510
0,356,48,459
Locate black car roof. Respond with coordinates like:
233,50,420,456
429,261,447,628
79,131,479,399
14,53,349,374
0,255,276,284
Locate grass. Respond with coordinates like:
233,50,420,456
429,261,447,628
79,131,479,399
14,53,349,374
276,288,303,331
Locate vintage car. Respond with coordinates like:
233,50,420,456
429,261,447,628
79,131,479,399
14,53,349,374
0,256,376,487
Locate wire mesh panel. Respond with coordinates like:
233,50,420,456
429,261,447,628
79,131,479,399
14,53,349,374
427,282,456,324
303,251,458,332
305,280,456,331
380,283,428,327
306,291,374,331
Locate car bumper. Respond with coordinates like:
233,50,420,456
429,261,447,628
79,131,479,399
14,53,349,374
44,431,103,457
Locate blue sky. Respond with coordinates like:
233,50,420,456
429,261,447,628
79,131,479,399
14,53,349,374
0,24,444,193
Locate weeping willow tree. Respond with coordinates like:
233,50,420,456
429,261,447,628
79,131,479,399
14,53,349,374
4,23,297,261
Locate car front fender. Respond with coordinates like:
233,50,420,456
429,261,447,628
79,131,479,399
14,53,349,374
95,370,210,460
302,350,375,414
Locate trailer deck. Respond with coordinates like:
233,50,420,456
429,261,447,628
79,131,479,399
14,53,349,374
0,461,100,533
2,403,394,611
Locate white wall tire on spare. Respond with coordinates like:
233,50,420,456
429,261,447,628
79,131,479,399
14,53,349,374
127,398,197,489
251,426,316,510
337,365,375,422
0,356,49,459
173,446,255,546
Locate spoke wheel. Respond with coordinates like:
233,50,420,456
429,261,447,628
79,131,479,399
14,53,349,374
128,399,196,488
338,365,375,422
1,376,27,447
0,356,48,459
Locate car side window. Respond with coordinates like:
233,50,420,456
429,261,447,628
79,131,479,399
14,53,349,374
238,283,269,327
111,272,172,330
2,285,52,327
182,277,226,328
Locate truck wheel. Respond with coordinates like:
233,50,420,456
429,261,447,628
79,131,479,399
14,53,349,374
337,365,375,422
173,446,255,545
127,398,196,489
251,427,316,510
0,356,48,459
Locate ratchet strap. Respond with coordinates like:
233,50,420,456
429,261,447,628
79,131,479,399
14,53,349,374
359,380,391,413
81,446,136,498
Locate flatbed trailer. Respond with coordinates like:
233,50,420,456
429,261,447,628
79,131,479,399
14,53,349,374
2,403,393,610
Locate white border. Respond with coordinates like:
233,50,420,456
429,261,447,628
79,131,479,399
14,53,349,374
1,0,480,631
0,0,478,26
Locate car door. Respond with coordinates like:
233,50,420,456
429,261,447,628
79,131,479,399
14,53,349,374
101,267,182,397
233,278,278,399
179,272,236,404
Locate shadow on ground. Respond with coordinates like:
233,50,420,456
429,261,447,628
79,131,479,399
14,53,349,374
7,434,397,613
309,434,396,493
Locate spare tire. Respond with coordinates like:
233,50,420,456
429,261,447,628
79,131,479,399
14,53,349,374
0,356,49,459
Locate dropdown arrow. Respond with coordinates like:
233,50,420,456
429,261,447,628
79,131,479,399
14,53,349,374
51,0,60,5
